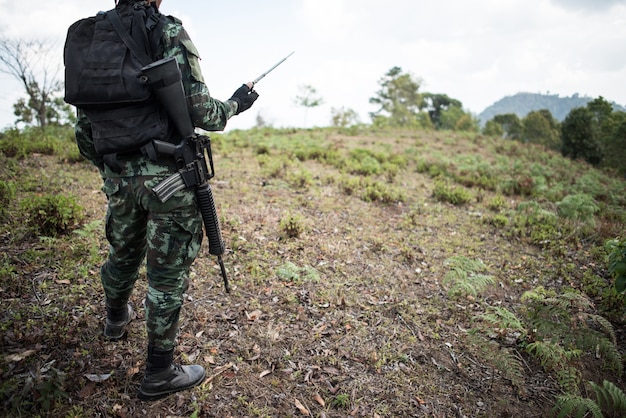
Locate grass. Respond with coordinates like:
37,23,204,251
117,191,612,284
1,126,625,417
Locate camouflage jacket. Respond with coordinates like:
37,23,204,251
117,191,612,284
75,11,238,177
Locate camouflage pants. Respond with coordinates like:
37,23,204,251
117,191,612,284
100,175,202,350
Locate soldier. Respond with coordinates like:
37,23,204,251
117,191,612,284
73,0,258,400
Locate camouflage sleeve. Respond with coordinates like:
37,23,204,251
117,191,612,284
161,17,238,131
75,109,105,173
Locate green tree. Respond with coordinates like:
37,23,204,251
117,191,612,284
489,113,523,140
603,111,626,176
439,105,478,132
369,66,424,128
482,119,504,137
522,109,560,150
422,93,462,128
330,106,360,128
561,107,603,165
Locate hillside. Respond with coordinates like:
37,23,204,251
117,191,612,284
477,92,626,124
1,127,625,417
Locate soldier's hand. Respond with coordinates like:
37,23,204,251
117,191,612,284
230,83,259,115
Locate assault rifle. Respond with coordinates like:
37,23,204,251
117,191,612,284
142,57,230,292
142,52,294,293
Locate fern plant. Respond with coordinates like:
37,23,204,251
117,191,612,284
553,380,626,418
590,380,626,415
521,287,623,379
442,256,494,298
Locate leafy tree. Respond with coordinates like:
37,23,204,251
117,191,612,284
0,38,66,128
603,111,626,176
487,113,523,140
522,109,560,150
482,119,504,137
422,93,462,128
439,105,478,132
369,66,424,128
330,107,360,128
561,107,603,165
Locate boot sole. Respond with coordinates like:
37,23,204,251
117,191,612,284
137,369,207,401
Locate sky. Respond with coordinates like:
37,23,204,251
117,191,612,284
0,0,625,131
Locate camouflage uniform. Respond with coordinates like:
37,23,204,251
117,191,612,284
75,12,237,350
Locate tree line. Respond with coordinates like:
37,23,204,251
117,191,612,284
1,38,624,176
363,66,626,177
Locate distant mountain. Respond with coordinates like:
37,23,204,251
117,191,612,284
477,92,626,125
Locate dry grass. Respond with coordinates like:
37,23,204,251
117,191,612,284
1,128,625,417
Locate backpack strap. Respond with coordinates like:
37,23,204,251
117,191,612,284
107,9,152,66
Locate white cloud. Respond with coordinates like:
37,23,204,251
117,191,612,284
1,0,625,129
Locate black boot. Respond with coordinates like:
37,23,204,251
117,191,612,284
138,345,206,401
104,302,134,340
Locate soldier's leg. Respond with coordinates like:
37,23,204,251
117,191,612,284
138,183,204,400
100,177,147,338
143,185,202,350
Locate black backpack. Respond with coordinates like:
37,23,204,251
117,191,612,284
64,3,171,168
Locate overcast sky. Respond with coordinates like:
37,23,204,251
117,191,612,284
0,0,625,131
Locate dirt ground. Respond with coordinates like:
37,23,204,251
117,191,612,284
1,130,623,417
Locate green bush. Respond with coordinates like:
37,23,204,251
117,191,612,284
20,194,84,236
279,212,307,238
556,193,599,229
606,238,626,294
432,179,472,205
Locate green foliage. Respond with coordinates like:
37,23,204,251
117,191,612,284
556,193,599,229
432,179,472,205
443,256,494,298
330,106,361,128
521,109,561,150
0,179,16,220
561,107,602,165
489,113,523,140
279,212,307,238
605,238,626,294
20,193,84,236
553,394,604,418
369,66,424,128
276,261,320,284
590,380,626,414
510,201,559,245
522,287,622,379
339,176,406,204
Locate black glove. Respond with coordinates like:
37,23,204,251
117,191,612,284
229,84,259,115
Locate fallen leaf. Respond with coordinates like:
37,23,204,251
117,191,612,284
6,350,37,362
259,369,272,378
294,398,310,416
246,310,263,321
314,393,325,407
55,279,71,285
84,373,112,383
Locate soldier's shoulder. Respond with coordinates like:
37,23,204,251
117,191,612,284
164,14,183,25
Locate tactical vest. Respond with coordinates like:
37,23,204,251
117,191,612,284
64,2,172,170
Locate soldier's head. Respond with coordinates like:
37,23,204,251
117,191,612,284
115,0,162,7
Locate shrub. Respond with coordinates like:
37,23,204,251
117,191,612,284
279,212,306,238
606,238,626,294
556,193,599,229
20,194,84,236
432,180,472,205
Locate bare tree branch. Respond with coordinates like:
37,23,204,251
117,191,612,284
0,37,63,127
